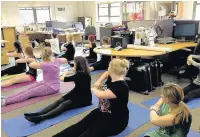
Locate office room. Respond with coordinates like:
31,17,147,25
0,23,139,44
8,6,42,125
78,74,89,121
1,0,200,137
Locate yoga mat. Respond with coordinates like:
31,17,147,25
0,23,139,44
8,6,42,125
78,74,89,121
1,73,24,81
1,81,37,92
141,97,200,110
2,95,98,137
138,126,200,137
113,103,149,137
60,64,71,71
91,70,106,75
61,69,106,75
1,82,75,114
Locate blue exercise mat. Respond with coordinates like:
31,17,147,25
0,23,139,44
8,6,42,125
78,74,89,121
113,103,149,137
138,126,200,137
2,101,149,137
91,70,106,75
2,95,98,137
60,64,71,71
142,97,200,109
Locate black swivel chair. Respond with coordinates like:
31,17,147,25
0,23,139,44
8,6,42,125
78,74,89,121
82,26,96,53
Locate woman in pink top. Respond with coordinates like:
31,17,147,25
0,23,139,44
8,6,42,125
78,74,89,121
1,47,68,106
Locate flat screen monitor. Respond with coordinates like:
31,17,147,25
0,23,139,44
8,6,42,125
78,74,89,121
173,20,199,40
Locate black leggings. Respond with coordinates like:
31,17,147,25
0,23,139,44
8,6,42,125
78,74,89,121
59,54,73,62
91,61,109,71
183,83,200,103
1,66,25,77
86,56,97,64
27,97,91,120
52,109,128,137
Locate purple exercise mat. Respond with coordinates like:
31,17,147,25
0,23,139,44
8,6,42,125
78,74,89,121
1,81,37,92
2,82,75,114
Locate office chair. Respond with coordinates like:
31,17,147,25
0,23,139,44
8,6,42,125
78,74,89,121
82,26,96,45
82,26,96,53
177,40,200,82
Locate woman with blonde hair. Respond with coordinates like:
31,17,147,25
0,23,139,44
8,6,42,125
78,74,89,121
1,47,67,106
53,58,130,137
59,34,75,61
2,46,37,88
145,83,192,137
90,36,111,71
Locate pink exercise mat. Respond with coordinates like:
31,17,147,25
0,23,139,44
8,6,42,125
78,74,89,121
1,81,37,92
2,82,75,114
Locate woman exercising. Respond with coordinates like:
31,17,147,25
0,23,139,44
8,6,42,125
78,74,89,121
59,34,75,61
85,34,97,64
90,36,111,71
1,41,26,76
145,83,192,137
2,46,37,88
1,47,67,106
24,56,92,124
183,55,200,103
53,58,130,137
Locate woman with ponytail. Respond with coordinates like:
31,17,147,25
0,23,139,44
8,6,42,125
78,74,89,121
53,59,130,137
1,41,26,76
1,47,67,106
145,83,192,137
24,56,92,124
2,46,37,88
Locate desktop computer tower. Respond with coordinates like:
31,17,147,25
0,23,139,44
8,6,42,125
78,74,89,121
111,36,130,49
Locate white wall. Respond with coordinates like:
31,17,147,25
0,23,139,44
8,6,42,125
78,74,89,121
182,1,194,19
1,1,20,26
1,1,195,27
82,1,97,26
1,1,80,26
1,1,97,26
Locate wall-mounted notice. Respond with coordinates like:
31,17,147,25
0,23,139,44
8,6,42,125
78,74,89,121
55,5,74,22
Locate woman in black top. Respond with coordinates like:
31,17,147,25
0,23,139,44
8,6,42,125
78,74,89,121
53,58,130,137
24,56,92,124
1,41,26,76
1,46,37,88
90,36,111,71
59,34,75,61
85,34,97,63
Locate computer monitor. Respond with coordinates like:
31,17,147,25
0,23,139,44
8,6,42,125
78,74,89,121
173,20,199,40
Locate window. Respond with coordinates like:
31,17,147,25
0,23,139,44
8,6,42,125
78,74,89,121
110,3,120,16
19,8,34,25
36,7,50,23
194,2,200,20
195,5,200,20
19,7,50,25
97,3,121,22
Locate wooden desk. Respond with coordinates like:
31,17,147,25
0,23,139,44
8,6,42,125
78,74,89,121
94,42,197,57
59,32,84,44
25,31,52,42
57,34,67,43
71,32,84,43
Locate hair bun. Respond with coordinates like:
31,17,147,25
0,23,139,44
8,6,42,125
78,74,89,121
120,59,129,69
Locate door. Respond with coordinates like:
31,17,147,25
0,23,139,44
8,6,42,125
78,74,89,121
3,27,16,52
85,17,92,27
